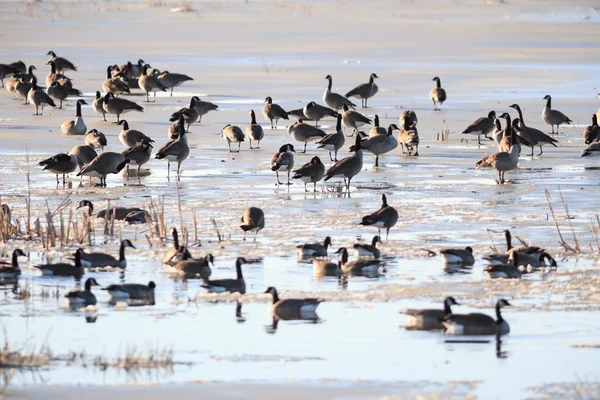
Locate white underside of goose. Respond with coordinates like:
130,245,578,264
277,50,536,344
370,221,386,228
206,285,227,293
164,154,179,162
319,143,336,151
0,270,19,278
360,263,380,273
442,321,465,335
298,176,313,183
298,248,318,256
355,247,375,257
40,269,54,276
300,304,319,314
442,254,463,264
107,290,131,300
485,271,509,279
66,296,86,306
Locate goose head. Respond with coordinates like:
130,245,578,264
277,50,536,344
311,156,322,165
497,299,511,308
76,200,93,212
487,110,496,119
325,74,332,80
370,73,379,79
264,96,272,104
444,296,459,307
465,246,473,254
498,112,510,120
77,99,88,106
508,104,520,111
323,236,332,249
543,95,551,100
122,239,136,250
13,249,26,258
278,144,296,153
148,281,156,289
47,50,56,57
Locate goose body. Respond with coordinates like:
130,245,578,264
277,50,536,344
341,105,372,134
202,258,247,294
404,297,458,331
139,64,167,102
511,118,558,156
323,134,363,191
297,236,331,258
368,115,386,137
462,111,496,145
582,142,600,157
398,117,419,156
443,299,511,336
542,95,571,134
69,145,97,169
118,120,154,147
312,259,342,277
65,278,100,307
270,144,296,185
316,114,345,161
92,91,106,121
76,240,135,269
77,152,130,186
102,65,130,96
262,96,288,129
292,156,325,192
104,281,156,304
353,235,382,258
28,76,55,115
399,110,418,127
360,194,398,240
103,93,144,122
476,113,519,184
440,247,474,265
38,153,78,184
429,77,447,111
171,254,214,278
246,110,264,149
15,76,33,104
46,51,77,73
77,200,143,221
240,207,264,240
157,70,193,96
287,108,312,121
85,129,107,150
170,96,200,132
336,247,382,276
358,123,399,166
485,253,522,279
61,99,87,135
162,228,183,265
47,81,81,109
45,60,73,89
323,75,356,110
303,101,337,127
0,249,26,279
287,120,326,153
584,114,600,145
222,124,245,152
345,73,379,108
122,139,153,177
155,116,189,179
193,98,218,123
265,286,322,320
0,63,22,88
34,250,84,277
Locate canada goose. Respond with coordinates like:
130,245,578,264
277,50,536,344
359,193,398,240
45,60,73,88
511,118,558,156
102,65,130,96
581,142,600,157
262,96,288,129
68,145,97,171
76,239,135,268
303,101,338,127
168,120,183,140
6,74,21,98
399,110,418,127
103,281,156,305
542,95,572,134
171,254,215,278
103,93,144,123
157,70,193,96
0,63,21,88
92,91,106,121
47,81,82,109
162,228,182,265
170,96,200,132
368,115,386,137
323,134,364,191
584,114,600,145
498,122,529,155
398,115,420,156
297,236,331,258
264,286,322,320
85,129,107,150
240,207,264,240
246,110,264,149
508,251,557,272
442,299,511,336
316,114,345,161
287,108,313,121
15,75,33,105
202,257,247,294
60,99,87,135
404,297,459,331
440,247,475,266
76,200,143,221
46,51,77,73
0,249,26,279
222,124,245,152
193,98,219,123
476,112,519,184
335,247,382,276
123,210,151,224
356,123,399,166
34,250,84,277
65,278,100,307
492,117,504,145
345,73,379,108
155,116,189,180
353,235,381,258
77,152,130,187
502,229,544,255
139,64,167,102
312,258,342,277
270,144,296,185
485,253,522,279
118,119,154,147
292,156,325,192
341,105,371,135
287,120,326,153
462,111,496,145
28,76,56,115
38,153,78,184
430,77,447,111
122,139,153,178
118,59,145,79
19,65,37,84
323,75,356,110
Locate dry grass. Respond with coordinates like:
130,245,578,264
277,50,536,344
0,327,52,369
92,342,187,372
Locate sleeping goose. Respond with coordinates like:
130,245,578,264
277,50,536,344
462,111,496,145
264,286,322,320
262,96,288,129
76,152,130,187
323,75,356,110
118,119,154,147
429,76,447,111
34,250,84,277
404,297,459,331
291,156,325,192
201,257,247,294
316,114,345,161
353,235,382,258
76,200,143,221
46,50,77,74
341,105,371,135
76,239,135,269
85,129,107,150
297,236,331,258
345,73,379,108
65,278,100,307
0,249,26,279
442,299,511,336
102,92,144,123
28,76,56,115
542,95,572,134
287,120,326,153
246,110,264,149
323,134,364,192
61,99,87,135
38,153,78,184
138,64,167,102
270,144,295,186
103,281,156,305
359,194,398,240
240,207,264,241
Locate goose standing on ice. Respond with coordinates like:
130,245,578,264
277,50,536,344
542,95,572,134
323,75,356,110
61,99,87,135
429,77,447,111
345,73,379,108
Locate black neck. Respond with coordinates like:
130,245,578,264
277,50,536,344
236,262,243,280
85,279,93,291
106,66,112,79
119,242,126,261
74,251,82,268
76,101,82,117
369,75,374,84
11,252,20,268
121,121,129,130
143,65,149,76
436,79,441,89
505,232,512,251
514,106,524,124
327,77,332,90
336,115,342,131
545,97,551,108
31,75,38,89
443,300,452,316
271,289,279,304
496,303,504,324
374,115,379,127
29,66,34,75
340,250,348,264
593,115,598,127
387,125,394,136
381,195,388,207
251,111,257,124
50,63,56,74
173,230,179,248
371,237,378,246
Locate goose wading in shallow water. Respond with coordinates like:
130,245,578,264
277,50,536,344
442,299,511,336
439,246,475,266
103,281,156,305
202,257,247,294
297,236,332,258
77,152,130,187
316,114,345,161
355,123,399,166
335,247,383,276
345,73,379,108
75,239,135,269
122,139,153,178
359,194,398,241
323,134,364,192
38,153,78,184
404,297,460,331
34,249,84,277
264,286,323,320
